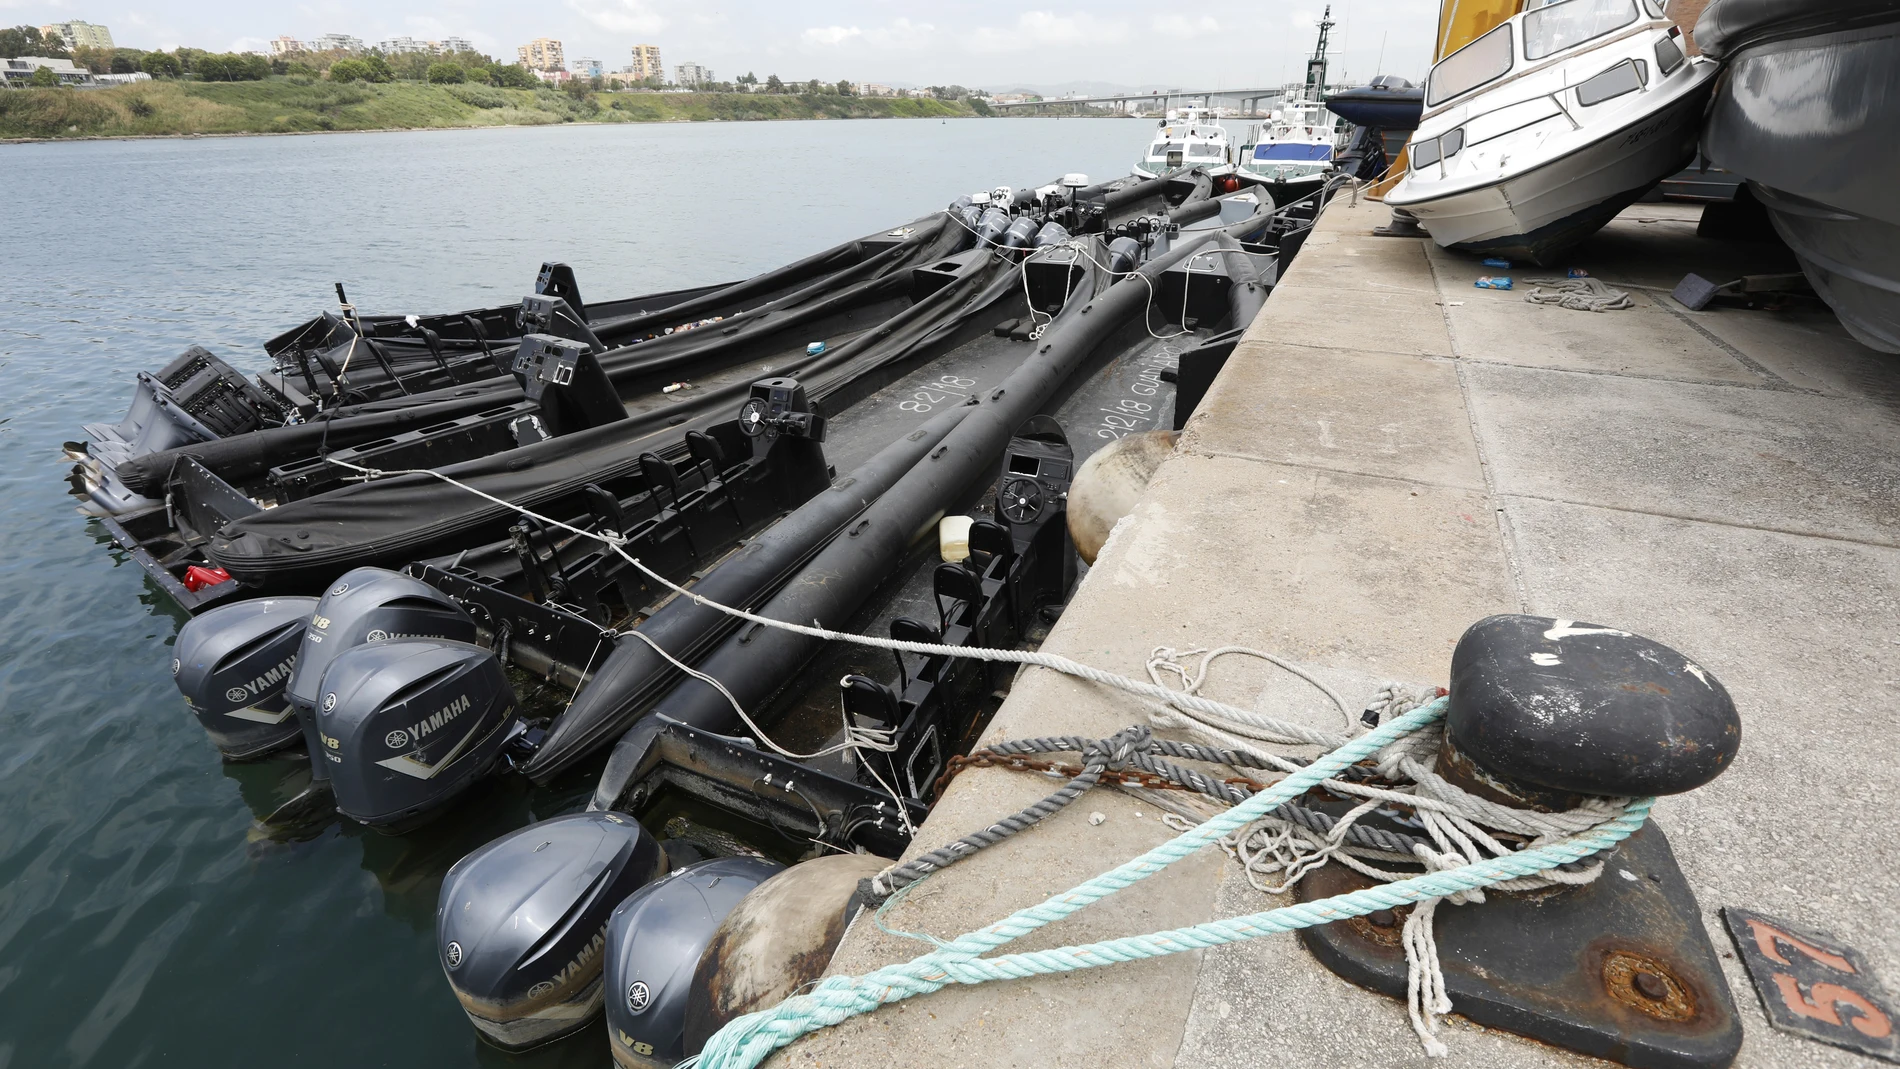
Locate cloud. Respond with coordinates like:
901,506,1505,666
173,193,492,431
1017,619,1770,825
567,0,667,35
972,11,1130,52
229,35,272,53
1152,15,1220,38
801,25,861,46
865,18,935,50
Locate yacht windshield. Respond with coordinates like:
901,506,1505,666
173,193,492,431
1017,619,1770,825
1523,0,1639,60
1254,144,1332,161
1426,23,1513,107
1148,141,1183,158
1188,142,1225,159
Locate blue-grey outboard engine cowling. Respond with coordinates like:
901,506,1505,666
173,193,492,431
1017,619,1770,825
171,596,318,759
975,206,1012,248
316,639,519,828
1001,215,1041,251
438,812,667,1050
285,566,476,780
604,856,783,1068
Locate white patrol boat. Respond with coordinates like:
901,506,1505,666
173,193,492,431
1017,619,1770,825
1132,106,1234,179
1237,96,1338,206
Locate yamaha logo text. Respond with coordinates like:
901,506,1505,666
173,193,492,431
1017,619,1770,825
385,693,472,750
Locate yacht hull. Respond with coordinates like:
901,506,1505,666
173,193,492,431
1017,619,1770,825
1388,85,1709,264
1700,13,1900,352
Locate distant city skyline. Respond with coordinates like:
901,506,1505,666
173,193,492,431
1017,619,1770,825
7,1,1439,87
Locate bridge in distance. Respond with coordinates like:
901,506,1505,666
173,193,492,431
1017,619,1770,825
990,85,1313,116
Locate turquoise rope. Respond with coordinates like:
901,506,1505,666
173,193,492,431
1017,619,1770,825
688,698,1652,1068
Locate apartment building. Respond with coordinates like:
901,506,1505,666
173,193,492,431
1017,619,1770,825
39,20,114,52
674,61,712,87
517,37,565,72
628,44,663,81
315,33,365,53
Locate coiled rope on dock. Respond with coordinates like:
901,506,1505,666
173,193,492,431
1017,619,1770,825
1522,276,1634,312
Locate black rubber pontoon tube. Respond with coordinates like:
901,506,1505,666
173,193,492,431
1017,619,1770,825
589,233,1230,811
203,251,1013,590
114,385,525,498
114,220,959,499
523,403,977,782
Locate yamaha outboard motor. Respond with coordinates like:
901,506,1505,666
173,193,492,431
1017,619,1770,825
1001,215,1041,251
948,200,984,251
438,812,668,1050
604,856,783,1068
316,639,520,828
171,596,318,759
1106,236,1143,274
285,567,476,780
975,206,1012,248
1033,221,1073,248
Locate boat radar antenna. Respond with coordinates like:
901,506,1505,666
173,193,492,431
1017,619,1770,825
1305,5,1334,100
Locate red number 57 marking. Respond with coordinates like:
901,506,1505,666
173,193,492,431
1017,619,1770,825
1724,907,1898,1060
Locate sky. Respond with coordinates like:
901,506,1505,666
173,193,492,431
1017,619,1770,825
4,0,1441,89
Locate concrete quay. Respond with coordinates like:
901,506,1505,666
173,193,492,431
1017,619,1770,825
778,196,1900,1068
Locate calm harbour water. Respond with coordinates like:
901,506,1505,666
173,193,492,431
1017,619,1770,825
0,116,1163,1068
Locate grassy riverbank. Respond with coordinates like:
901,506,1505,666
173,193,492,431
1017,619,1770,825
0,79,977,140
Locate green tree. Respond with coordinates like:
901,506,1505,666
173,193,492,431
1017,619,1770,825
1,24,67,58
736,71,756,87
426,61,466,84
328,58,371,82
194,53,267,81
362,54,393,83
966,95,993,116
140,51,181,77
835,80,854,95
71,44,112,73
490,63,535,88
175,47,209,74
764,73,783,93
29,63,59,87
805,78,822,94
386,51,431,80
110,48,144,73
286,62,318,79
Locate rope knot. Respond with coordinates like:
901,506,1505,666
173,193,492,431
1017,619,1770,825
1090,724,1152,771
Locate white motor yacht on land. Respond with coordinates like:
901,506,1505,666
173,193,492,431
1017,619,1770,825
1132,106,1234,179
1385,0,1717,263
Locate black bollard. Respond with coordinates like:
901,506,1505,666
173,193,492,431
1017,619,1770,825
1299,614,1744,1069
1440,614,1742,810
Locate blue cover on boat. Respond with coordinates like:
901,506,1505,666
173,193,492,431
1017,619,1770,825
1253,144,1334,162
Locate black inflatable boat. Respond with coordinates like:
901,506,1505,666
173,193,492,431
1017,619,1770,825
148,171,1343,1057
